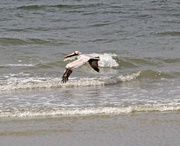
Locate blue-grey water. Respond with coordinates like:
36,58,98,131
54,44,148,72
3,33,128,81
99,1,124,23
0,1,180,145
1,0,180,117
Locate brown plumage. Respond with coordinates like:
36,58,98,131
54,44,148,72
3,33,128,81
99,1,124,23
62,69,73,83
88,58,99,72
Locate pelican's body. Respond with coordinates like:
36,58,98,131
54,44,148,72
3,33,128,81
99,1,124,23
62,51,100,83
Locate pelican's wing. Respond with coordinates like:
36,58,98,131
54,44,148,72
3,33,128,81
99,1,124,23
66,57,89,70
62,69,73,83
62,56,90,83
88,57,100,72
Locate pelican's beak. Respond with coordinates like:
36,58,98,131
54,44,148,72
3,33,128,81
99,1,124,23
64,52,76,58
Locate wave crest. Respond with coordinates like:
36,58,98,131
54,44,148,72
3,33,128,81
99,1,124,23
0,71,141,91
1,103,180,118
0,69,175,92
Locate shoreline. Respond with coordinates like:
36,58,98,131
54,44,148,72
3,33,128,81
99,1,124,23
1,112,180,146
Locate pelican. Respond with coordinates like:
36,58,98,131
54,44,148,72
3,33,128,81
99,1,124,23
62,51,100,83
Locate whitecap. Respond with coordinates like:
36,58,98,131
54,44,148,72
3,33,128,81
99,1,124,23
91,53,119,67
3,64,35,67
1,103,180,118
118,71,141,82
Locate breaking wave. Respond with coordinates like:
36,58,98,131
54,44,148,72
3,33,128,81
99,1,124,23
0,69,176,92
1,103,180,118
0,71,141,91
0,52,177,92
92,53,119,67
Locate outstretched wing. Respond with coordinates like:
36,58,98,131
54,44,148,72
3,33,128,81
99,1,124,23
88,57,100,72
66,58,88,70
62,55,99,83
62,56,89,83
62,69,73,83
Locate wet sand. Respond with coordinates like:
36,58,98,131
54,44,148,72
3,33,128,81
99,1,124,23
1,112,180,146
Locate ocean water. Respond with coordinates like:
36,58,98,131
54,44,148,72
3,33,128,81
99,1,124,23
0,0,180,118
0,0,180,132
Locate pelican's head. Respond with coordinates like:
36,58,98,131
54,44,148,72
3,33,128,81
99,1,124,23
64,51,81,58
74,51,80,55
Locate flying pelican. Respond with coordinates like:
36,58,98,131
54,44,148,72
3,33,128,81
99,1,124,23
62,51,100,83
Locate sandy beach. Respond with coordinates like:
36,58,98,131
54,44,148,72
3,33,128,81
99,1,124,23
1,112,180,146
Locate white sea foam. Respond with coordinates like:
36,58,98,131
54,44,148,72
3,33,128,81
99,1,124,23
102,71,141,85
118,71,141,82
91,53,119,67
0,77,105,91
1,64,35,67
1,103,180,118
0,71,141,91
